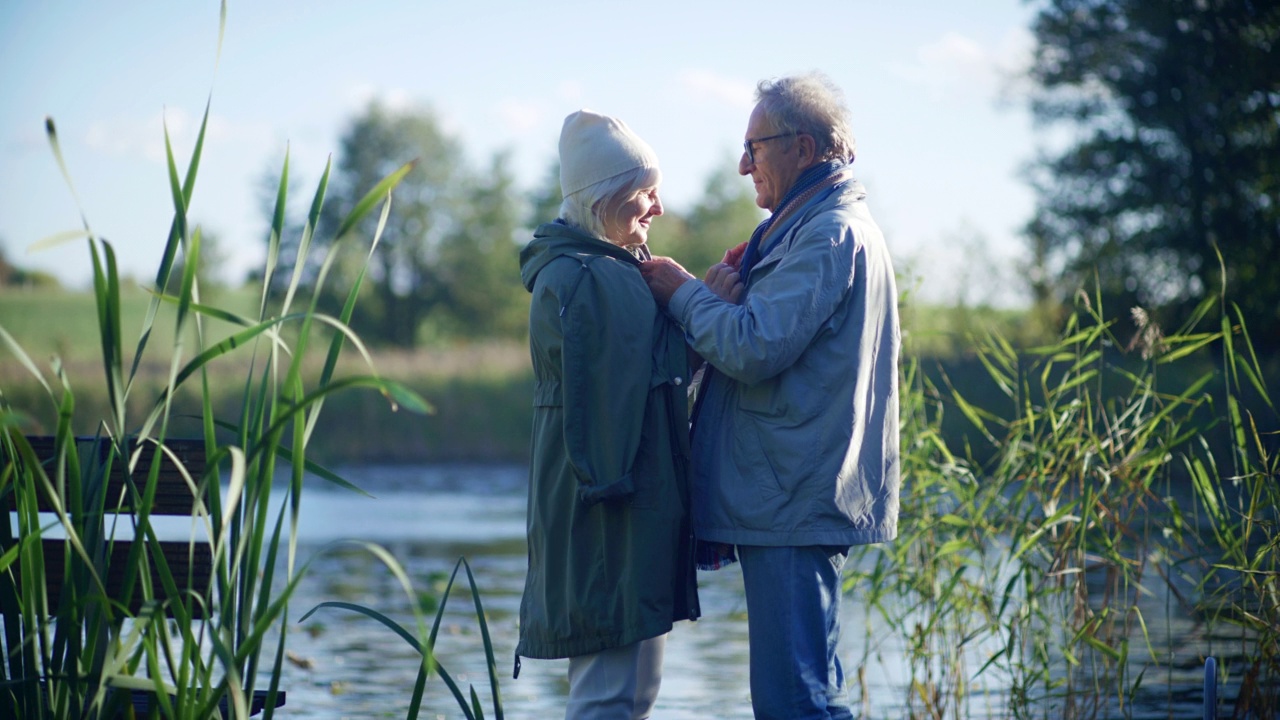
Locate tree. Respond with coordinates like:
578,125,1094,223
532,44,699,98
0,240,61,289
434,151,529,339
527,159,562,228
279,102,526,346
1025,0,1280,343
651,161,763,277
316,101,472,346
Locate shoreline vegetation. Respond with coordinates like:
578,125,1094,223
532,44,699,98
0,284,1072,467
3,60,503,714
0,286,536,464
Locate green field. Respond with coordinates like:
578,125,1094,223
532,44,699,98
0,285,262,364
0,285,536,464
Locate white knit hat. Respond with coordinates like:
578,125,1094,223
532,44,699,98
558,109,660,198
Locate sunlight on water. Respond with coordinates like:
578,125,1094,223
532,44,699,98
265,464,770,718
249,465,1219,719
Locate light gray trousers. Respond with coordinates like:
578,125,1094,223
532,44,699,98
565,634,667,720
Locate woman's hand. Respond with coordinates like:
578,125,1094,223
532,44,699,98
722,241,748,270
639,257,695,306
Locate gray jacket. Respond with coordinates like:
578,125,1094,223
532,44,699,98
667,179,901,547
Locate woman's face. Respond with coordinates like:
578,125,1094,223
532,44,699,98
602,186,663,248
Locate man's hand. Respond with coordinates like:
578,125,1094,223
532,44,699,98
639,257,696,306
704,262,744,304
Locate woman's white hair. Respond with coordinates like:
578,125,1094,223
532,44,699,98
756,72,856,162
559,165,661,242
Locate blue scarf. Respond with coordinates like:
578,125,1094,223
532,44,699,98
738,159,851,278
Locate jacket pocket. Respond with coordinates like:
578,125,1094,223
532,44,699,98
737,380,784,418
732,408,824,511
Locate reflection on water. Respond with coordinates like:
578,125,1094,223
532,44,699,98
270,464,767,718
261,465,1222,719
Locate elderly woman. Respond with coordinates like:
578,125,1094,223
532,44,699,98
514,110,701,719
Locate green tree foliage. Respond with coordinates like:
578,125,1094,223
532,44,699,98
651,162,763,277
320,101,465,347
0,241,60,289
433,151,528,339
1025,0,1280,343
293,101,525,347
527,159,562,228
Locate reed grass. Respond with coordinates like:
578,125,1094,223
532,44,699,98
847,286,1279,718
0,4,505,717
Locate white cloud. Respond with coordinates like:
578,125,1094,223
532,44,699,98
82,109,274,166
556,80,584,104
891,28,1034,105
992,27,1037,104
343,83,415,113
496,99,544,136
676,69,755,109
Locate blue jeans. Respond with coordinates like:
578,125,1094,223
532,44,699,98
738,544,853,720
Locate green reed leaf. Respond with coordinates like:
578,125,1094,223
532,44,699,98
462,558,504,720
936,538,974,558
333,160,415,241
1156,332,1217,365
0,325,53,397
28,228,93,252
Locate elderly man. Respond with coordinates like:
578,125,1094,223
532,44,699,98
639,72,900,719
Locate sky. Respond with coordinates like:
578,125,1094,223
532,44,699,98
0,1,1043,306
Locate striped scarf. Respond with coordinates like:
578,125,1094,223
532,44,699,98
739,159,852,278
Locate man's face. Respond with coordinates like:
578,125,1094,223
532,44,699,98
739,103,805,213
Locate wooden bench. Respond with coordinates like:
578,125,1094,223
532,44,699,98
1,435,286,716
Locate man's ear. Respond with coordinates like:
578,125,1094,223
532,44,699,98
796,133,819,167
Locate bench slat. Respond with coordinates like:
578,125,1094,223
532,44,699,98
5,436,215,619
5,435,285,714
22,436,208,515
20,539,214,618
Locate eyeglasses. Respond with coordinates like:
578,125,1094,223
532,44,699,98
743,132,797,164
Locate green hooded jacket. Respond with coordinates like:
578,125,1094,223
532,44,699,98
514,221,700,669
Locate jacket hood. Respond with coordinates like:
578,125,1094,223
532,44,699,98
519,221,643,292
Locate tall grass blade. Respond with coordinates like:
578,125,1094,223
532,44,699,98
333,160,415,240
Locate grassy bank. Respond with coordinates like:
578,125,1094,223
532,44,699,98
3,286,1055,466
6,287,1272,470
0,287,535,464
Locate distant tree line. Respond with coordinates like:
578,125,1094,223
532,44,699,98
261,102,764,348
0,242,60,289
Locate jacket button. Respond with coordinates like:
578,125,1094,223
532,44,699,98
673,376,684,386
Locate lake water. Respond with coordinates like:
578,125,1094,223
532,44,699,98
256,465,1227,719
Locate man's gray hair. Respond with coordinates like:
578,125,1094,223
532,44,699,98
559,165,661,242
756,72,856,163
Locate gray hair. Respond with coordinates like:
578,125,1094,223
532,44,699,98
756,72,856,162
559,165,661,242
